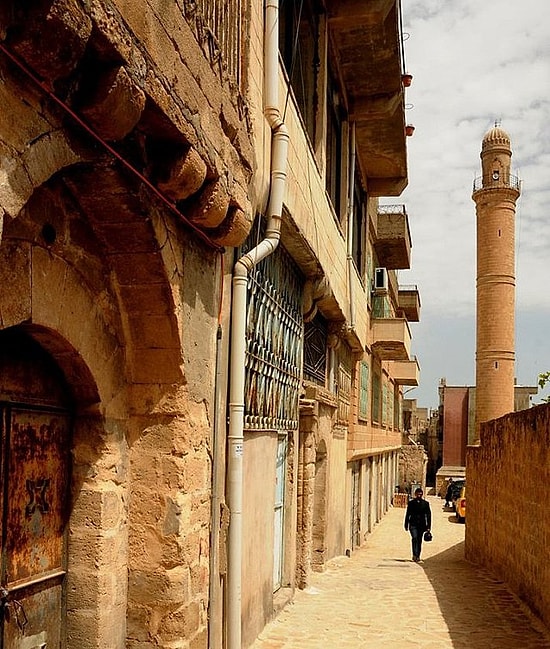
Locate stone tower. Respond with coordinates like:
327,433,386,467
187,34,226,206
472,124,521,434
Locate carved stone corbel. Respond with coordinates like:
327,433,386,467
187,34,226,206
303,276,330,323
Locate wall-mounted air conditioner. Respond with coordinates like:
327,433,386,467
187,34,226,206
374,267,388,292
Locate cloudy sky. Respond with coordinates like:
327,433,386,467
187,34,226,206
393,0,550,408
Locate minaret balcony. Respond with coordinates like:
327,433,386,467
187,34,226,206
472,173,521,193
371,317,411,361
389,357,420,385
374,204,412,269
398,284,421,322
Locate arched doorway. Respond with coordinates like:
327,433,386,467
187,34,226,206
0,327,74,648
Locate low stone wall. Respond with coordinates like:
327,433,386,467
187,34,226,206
466,403,550,629
398,444,427,494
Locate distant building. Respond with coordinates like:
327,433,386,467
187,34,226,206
402,398,429,445
436,380,537,491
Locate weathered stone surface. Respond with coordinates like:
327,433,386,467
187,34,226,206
80,66,146,141
0,240,31,326
11,0,92,83
467,403,550,630
185,178,231,228
157,147,207,201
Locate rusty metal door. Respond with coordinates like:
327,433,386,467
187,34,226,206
0,405,70,649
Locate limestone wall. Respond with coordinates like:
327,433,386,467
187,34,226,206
466,403,550,629
398,444,427,493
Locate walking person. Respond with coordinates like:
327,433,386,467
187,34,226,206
444,477,454,508
404,487,431,562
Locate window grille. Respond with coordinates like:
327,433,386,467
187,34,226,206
186,0,242,86
241,223,304,430
304,314,327,385
337,344,352,425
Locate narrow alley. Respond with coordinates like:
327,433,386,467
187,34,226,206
251,495,550,649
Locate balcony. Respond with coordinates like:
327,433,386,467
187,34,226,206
325,0,408,196
398,284,420,322
374,205,411,269
389,357,420,386
371,317,411,361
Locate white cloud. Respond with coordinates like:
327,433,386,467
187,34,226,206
397,0,550,405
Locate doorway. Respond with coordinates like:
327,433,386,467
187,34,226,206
0,328,73,648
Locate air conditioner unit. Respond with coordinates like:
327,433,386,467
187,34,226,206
374,267,388,292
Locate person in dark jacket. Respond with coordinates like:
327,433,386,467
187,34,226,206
444,477,454,508
404,487,431,562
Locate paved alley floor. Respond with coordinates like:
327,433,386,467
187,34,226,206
251,495,550,649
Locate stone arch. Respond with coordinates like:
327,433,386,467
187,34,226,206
0,159,201,645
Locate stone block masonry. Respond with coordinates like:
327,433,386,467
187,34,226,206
466,403,550,630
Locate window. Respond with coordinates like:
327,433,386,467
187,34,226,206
358,361,369,421
382,381,388,426
326,67,343,216
279,0,321,143
352,176,366,278
372,366,381,423
337,344,352,425
304,313,327,385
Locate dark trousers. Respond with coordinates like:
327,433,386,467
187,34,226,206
409,526,424,558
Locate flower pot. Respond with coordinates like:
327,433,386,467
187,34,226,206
402,73,413,87
405,124,415,137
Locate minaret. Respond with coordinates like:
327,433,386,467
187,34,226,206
472,123,521,435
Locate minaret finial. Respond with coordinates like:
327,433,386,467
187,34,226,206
495,118,501,127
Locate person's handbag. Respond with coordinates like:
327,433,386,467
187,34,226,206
423,531,433,542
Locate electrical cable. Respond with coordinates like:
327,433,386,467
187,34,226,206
0,41,224,253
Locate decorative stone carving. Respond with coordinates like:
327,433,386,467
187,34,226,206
156,147,207,202
303,276,330,323
80,66,146,141
185,177,230,229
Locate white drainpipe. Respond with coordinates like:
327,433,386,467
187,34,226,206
226,1,288,647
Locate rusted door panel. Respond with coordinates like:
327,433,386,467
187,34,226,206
2,577,63,648
1,407,70,648
6,409,69,584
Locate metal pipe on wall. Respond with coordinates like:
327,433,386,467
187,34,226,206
226,1,289,646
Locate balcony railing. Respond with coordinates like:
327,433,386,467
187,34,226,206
377,203,407,215
472,174,521,192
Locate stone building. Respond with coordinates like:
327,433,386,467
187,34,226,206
0,1,418,648
436,381,536,493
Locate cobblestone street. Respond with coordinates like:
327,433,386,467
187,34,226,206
251,495,550,649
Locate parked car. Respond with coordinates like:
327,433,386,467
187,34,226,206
455,486,466,523
449,479,465,508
